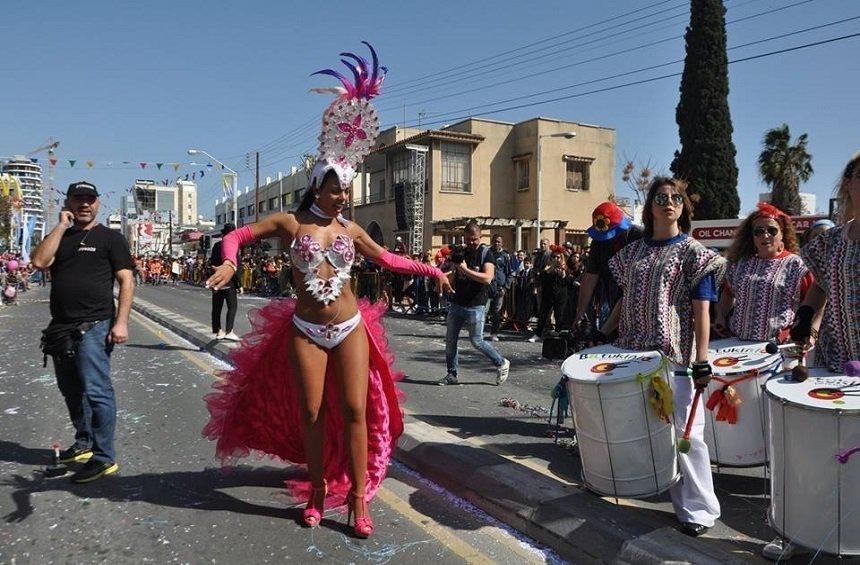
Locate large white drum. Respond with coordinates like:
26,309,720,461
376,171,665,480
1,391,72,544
704,339,782,466
766,369,860,556
563,344,678,498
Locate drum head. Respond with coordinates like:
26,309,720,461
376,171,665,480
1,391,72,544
562,344,664,383
765,368,860,412
708,339,780,376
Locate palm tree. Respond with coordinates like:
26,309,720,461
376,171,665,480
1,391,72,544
758,124,813,216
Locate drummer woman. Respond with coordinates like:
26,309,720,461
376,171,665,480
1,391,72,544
762,154,860,560
599,176,726,537
714,202,813,342
791,152,860,371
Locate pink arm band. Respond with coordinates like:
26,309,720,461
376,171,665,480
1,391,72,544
376,250,444,278
221,225,255,265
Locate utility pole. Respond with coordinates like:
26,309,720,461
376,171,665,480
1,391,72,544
168,209,173,256
254,151,260,222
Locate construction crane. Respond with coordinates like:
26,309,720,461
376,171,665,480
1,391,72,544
27,138,60,231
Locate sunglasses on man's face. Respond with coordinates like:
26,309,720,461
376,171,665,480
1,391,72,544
654,193,684,206
753,226,780,237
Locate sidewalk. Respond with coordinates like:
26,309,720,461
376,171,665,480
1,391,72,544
130,287,766,563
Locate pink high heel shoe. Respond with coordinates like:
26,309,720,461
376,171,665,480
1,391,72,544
347,491,374,538
303,480,327,527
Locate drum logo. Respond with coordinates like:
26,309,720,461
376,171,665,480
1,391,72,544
808,379,860,402
590,361,630,374
713,355,747,368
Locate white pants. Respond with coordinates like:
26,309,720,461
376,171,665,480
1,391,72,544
669,363,721,526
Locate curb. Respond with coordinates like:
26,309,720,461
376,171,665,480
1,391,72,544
130,297,757,564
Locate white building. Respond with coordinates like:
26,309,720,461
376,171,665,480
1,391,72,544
2,157,44,247
759,191,816,215
124,179,203,256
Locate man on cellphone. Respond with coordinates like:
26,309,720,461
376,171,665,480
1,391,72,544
32,181,135,483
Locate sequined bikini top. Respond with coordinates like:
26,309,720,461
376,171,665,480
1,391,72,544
290,233,356,305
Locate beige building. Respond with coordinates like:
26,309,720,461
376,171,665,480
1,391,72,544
355,116,615,252
212,115,614,254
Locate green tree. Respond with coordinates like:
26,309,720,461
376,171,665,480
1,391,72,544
670,0,739,219
757,124,813,216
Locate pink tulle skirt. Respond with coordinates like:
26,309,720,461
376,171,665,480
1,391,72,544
201,298,404,506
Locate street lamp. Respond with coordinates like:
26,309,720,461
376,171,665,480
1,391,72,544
536,131,576,248
187,149,239,227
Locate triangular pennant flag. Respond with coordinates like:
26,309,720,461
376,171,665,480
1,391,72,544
207,162,213,168
86,160,95,168
172,163,180,171
49,158,57,166
69,160,76,167
140,162,147,169
192,172,196,180
199,170,205,178
156,163,163,170
30,158,39,164
185,174,189,180
219,163,224,170
106,161,113,166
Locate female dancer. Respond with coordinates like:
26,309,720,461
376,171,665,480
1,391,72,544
202,43,451,538
762,154,860,560
714,203,812,342
599,177,726,537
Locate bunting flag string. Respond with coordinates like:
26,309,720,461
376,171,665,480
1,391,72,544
24,159,241,172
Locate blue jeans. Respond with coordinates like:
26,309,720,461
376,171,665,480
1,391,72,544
445,303,504,376
53,319,117,463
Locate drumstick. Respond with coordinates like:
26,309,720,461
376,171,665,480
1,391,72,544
765,342,800,354
677,388,704,454
792,352,809,383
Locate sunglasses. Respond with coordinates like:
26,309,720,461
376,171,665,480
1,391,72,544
654,193,684,206
753,226,780,237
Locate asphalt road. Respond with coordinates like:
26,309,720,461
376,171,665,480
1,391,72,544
127,282,804,558
0,288,559,564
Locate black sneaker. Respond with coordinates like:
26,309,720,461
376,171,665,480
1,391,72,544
70,460,119,483
58,445,93,464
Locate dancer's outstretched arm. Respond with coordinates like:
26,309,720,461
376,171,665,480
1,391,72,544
349,222,454,294
206,213,298,290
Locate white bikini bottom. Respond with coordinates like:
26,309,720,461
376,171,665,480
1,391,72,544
292,311,363,350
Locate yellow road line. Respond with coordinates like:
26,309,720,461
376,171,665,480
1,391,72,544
130,310,221,378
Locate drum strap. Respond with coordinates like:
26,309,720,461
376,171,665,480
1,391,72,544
705,370,759,424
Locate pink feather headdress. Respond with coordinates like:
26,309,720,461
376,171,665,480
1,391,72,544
309,42,388,189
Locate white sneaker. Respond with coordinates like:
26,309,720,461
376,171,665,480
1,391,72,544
223,331,240,342
215,330,226,340
496,358,510,385
761,537,801,561
527,334,541,343
490,334,500,342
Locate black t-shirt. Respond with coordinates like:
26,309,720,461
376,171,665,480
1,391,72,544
585,225,644,306
452,245,496,307
49,224,135,323
210,241,239,289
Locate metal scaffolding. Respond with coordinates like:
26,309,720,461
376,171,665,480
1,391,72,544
406,144,428,255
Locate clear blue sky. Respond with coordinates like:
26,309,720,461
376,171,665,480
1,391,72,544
3,0,857,221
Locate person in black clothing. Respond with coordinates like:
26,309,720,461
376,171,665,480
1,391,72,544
439,221,510,386
573,201,643,332
210,223,240,341
31,181,135,484
530,245,575,341
488,234,513,341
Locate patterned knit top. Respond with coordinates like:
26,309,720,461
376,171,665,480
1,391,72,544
801,221,860,371
610,234,726,366
725,252,812,342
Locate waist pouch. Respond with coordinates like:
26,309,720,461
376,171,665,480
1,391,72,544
40,321,96,367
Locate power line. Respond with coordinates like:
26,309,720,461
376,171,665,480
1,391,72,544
380,0,813,111
384,0,685,93
394,31,860,131
393,16,860,126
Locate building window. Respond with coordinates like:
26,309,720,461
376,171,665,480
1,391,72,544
370,179,385,203
390,152,410,195
239,208,245,220
248,204,255,216
282,193,291,208
515,158,530,191
441,143,471,192
269,197,278,210
258,200,266,213
565,157,592,191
